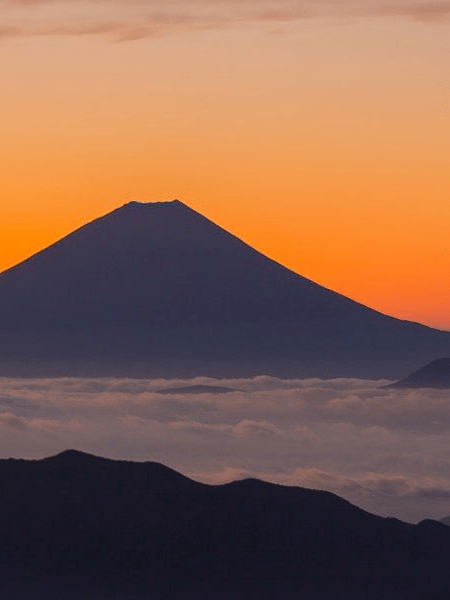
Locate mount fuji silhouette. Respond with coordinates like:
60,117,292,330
0,200,449,378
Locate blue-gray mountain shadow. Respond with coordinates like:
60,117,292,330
156,384,239,394
0,200,449,378
388,358,450,388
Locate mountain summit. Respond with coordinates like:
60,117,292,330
0,200,449,378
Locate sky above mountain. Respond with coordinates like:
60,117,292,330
1,0,449,328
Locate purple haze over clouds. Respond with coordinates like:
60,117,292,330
1,375,450,523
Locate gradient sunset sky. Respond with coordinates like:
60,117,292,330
1,0,449,328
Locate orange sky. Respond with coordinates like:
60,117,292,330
1,3,449,329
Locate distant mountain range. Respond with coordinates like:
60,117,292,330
1,450,450,600
389,358,450,388
156,384,238,395
1,200,449,378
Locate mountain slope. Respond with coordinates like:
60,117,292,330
1,450,450,600
0,200,379,329
389,358,450,388
0,200,449,378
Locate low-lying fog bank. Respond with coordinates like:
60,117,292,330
1,375,449,523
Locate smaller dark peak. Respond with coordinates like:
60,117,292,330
157,384,239,395
428,357,450,369
416,518,450,533
389,357,450,389
44,449,103,463
40,451,199,487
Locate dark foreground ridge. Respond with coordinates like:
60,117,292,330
1,450,450,600
389,357,450,388
1,200,450,378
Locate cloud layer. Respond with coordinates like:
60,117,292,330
1,374,450,523
0,1,449,42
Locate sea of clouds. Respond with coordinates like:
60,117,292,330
1,375,450,524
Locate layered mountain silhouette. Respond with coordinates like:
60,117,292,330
389,358,450,388
156,384,238,395
441,516,450,526
1,450,450,600
1,199,450,378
